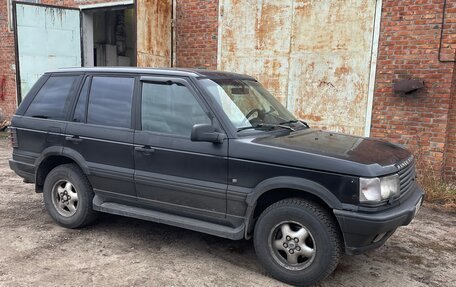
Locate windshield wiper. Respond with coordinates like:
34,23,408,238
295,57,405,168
280,119,310,128
237,123,295,132
279,119,299,125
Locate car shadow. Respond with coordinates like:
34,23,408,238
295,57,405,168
85,212,263,273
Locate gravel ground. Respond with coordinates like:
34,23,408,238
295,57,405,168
0,136,455,287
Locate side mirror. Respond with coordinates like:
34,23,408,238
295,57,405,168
191,124,226,143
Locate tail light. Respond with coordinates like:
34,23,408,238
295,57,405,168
8,127,18,148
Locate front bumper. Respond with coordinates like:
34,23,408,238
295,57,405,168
334,184,424,255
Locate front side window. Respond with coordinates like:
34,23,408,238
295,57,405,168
25,75,78,120
141,82,210,137
87,76,135,128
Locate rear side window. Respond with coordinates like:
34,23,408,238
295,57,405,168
25,76,79,120
87,76,135,128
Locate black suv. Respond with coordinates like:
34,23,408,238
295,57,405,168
9,68,424,286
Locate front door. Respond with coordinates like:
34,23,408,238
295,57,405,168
134,77,228,221
14,2,82,101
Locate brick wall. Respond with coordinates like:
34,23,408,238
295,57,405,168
443,1,456,181
0,0,16,123
371,0,456,180
175,0,218,69
1,0,456,181
445,60,456,181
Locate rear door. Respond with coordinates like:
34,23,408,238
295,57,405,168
14,2,82,101
134,76,228,221
65,74,137,202
13,74,82,171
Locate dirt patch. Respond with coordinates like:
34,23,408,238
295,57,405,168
1,138,455,286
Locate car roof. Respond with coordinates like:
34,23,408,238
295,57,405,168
45,67,256,80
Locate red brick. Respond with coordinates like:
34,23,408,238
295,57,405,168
372,1,456,181
175,0,218,69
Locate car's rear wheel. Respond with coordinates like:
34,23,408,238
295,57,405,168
43,164,98,228
253,198,342,287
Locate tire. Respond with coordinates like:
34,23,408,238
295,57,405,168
253,198,342,287
43,164,98,228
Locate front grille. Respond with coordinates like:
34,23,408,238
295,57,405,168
397,157,416,196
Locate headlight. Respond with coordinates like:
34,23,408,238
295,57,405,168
359,174,400,204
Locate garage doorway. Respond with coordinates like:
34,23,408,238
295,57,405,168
81,3,136,67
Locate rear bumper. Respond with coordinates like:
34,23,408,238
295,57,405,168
9,159,35,183
334,184,424,255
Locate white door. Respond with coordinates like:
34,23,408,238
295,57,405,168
14,3,81,101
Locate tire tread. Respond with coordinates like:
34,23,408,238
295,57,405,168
254,198,342,286
44,163,98,228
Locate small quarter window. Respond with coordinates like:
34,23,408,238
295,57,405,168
73,77,90,123
25,75,78,120
87,76,135,128
141,82,211,137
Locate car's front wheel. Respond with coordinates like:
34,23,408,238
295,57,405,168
43,164,98,228
253,198,342,286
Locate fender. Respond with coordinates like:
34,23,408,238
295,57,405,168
34,146,90,180
60,147,90,175
34,146,64,181
243,176,343,238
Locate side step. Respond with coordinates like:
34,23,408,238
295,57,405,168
93,196,245,240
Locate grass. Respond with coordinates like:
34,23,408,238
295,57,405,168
0,131,8,140
419,174,456,212
403,136,456,212
413,150,456,212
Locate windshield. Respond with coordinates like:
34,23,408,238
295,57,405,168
199,78,302,132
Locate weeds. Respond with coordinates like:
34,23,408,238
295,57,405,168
418,174,456,212
0,131,8,140
409,139,456,212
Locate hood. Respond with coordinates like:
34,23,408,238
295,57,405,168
232,129,412,177
254,129,411,166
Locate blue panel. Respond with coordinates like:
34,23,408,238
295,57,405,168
16,3,81,100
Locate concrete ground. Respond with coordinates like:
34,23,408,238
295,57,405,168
0,136,455,287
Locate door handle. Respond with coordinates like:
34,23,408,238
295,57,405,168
65,136,83,143
135,146,155,155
